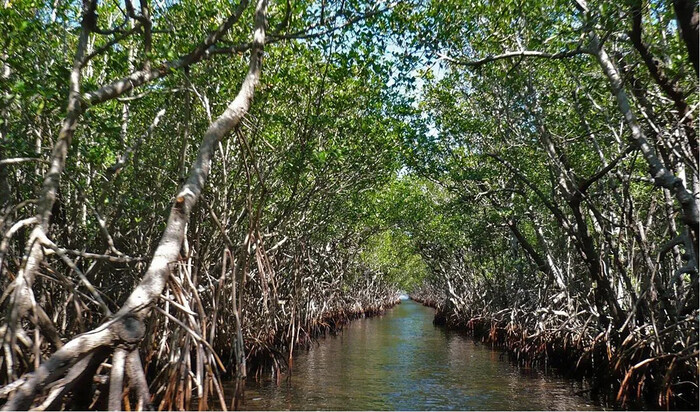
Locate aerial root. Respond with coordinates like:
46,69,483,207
412,297,698,410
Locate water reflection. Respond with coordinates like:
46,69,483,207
234,300,599,411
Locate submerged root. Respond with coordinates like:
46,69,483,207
244,296,401,384
413,296,698,410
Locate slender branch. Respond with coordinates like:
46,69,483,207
629,0,698,165
576,145,634,194
588,31,699,237
0,157,49,166
207,3,396,56
486,153,572,233
56,249,146,263
81,22,144,67
106,108,166,180
38,232,112,316
438,47,587,68
82,0,250,106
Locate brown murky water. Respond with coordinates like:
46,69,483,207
231,299,601,410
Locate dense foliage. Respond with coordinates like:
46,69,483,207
0,0,697,410
402,0,699,408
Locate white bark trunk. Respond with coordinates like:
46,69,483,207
2,1,268,409
590,32,699,233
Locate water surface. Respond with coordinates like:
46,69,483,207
237,299,599,410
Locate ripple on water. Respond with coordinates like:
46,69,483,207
238,300,601,411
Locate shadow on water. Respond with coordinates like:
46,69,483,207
229,300,602,410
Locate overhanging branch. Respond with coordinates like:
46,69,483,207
438,47,588,68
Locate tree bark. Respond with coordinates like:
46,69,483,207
1,0,268,409
589,32,699,246
506,218,556,284
3,0,94,358
672,0,699,75
3,1,253,361
629,0,698,166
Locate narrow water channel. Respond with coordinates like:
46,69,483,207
236,299,600,410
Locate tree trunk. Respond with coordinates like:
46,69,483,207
589,32,699,249
2,0,268,409
672,0,699,75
